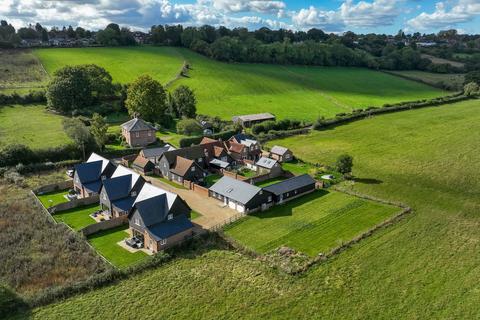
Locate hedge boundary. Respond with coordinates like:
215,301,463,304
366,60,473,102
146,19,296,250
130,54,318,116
179,129,239,148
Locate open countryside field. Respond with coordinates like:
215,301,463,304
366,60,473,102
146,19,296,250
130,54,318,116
0,104,70,148
225,190,398,256
0,49,48,93
33,46,445,121
388,70,465,90
20,99,480,319
34,46,185,85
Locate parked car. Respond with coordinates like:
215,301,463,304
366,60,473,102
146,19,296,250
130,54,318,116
66,169,74,177
125,237,144,249
66,193,77,201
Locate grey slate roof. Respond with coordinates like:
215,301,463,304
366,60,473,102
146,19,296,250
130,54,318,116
112,196,137,212
263,174,316,196
121,118,156,132
83,180,102,194
270,146,289,155
74,160,103,184
102,175,133,201
147,214,193,241
209,176,261,205
256,157,278,169
161,145,206,165
141,145,175,159
134,194,169,227
209,158,230,169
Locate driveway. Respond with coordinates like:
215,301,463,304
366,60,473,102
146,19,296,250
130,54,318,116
145,177,240,231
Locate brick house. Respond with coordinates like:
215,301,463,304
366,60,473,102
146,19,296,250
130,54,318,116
128,183,193,252
73,153,116,198
158,145,209,183
131,156,155,175
269,146,293,163
227,134,261,161
121,118,157,147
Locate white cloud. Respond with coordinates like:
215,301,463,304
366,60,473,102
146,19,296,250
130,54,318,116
212,0,286,14
291,6,343,31
407,0,480,31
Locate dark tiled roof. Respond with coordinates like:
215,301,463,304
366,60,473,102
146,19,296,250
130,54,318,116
147,214,193,241
230,133,250,143
74,160,103,184
83,180,102,193
102,175,132,201
121,118,156,132
263,174,316,196
141,145,174,158
112,196,136,213
162,145,206,165
132,156,153,169
135,194,168,227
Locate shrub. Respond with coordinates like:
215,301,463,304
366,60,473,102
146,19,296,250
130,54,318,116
0,90,46,105
176,118,203,136
179,129,239,148
464,82,480,96
251,118,307,135
0,144,84,167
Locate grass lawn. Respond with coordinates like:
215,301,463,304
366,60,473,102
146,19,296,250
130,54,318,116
87,226,148,269
34,46,184,85
156,129,185,148
254,177,287,187
152,176,188,189
52,204,100,231
190,210,201,220
0,104,70,148
204,174,222,187
224,190,398,256
280,159,316,176
237,168,256,178
36,189,69,208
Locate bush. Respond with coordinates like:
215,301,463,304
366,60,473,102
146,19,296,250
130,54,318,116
0,90,46,105
0,144,83,167
14,159,81,174
176,118,203,136
251,118,307,135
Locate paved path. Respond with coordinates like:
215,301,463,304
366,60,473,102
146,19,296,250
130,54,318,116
145,177,239,231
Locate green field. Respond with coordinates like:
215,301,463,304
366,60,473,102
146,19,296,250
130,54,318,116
0,104,70,148
225,190,398,256
33,46,445,121
87,226,148,269
0,49,48,93
388,70,465,90
34,46,184,85
23,99,480,319
52,204,100,231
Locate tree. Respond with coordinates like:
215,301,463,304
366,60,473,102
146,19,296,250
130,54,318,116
46,64,114,113
464,71,480,85
335,154,353,177
464,82,479,96
176,118,202,136
62,118,92,160
90,113,108,149
125,75,167,123
172,85,196,118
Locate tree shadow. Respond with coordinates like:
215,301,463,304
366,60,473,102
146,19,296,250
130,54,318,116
0,285,32,319
250,189,329,219
353,177,383,185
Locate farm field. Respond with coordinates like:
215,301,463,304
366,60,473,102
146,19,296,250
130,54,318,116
34,46,185,85
421,54,465,68
0,50,48,92
22,99,480,319
388,70,465,90
33,46,445,121
224,190,398,256
0,104,70,148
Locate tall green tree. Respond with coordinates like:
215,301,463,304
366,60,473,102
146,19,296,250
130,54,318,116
172,85,196,118
62,118,92,160
90,113,108,150
335,154,354,177
125,75,167,123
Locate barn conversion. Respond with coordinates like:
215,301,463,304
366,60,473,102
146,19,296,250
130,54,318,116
263,174,316,204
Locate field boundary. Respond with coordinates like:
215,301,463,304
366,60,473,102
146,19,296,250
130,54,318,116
218,187,411,275
381,70,462,91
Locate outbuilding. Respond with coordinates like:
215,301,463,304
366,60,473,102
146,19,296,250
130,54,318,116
263,174,316,204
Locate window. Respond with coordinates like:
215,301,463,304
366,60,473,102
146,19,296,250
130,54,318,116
167,214,173,220
268,196,272,202
191,166,195,172
148,131,151,136
134,218,140,226
160,239,167,246
135,132,140,138
102,193,107,201
259,190,263,195
198,158,203,163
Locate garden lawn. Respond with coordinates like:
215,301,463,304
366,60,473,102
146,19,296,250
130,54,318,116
52,204,99,231
224,190,398,256
87,226,148,269
281,160,315,176
0,105,70,148
34,46,184,85
204,174,222,187
36,189,69,208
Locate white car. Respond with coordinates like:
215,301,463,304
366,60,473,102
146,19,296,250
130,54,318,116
66,169,74,177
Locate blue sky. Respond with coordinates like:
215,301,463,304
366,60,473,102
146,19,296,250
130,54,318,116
1,0,479,34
